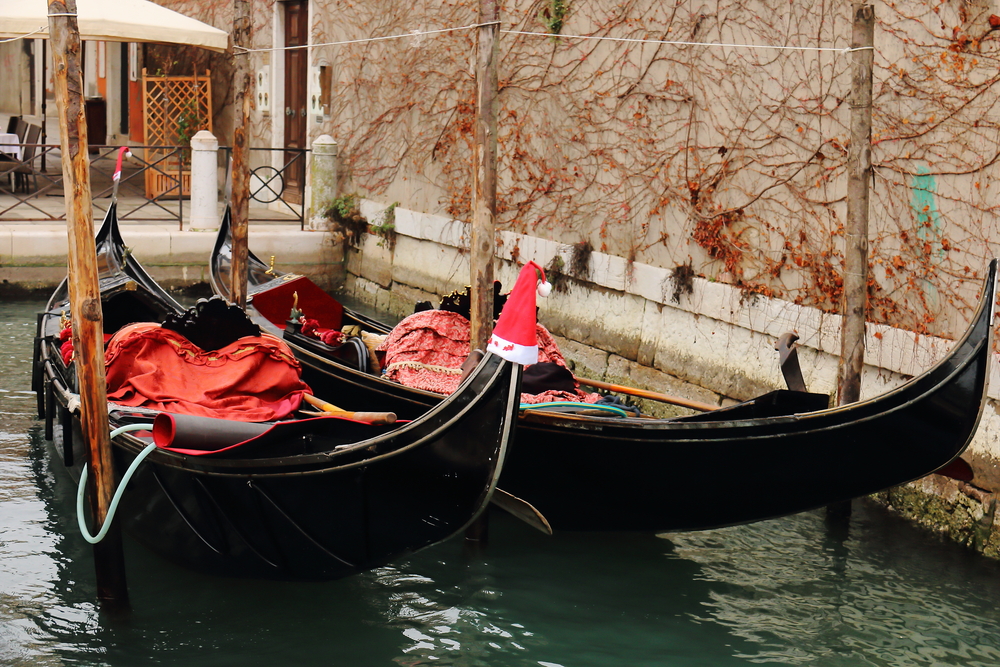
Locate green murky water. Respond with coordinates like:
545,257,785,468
4,299,1000,666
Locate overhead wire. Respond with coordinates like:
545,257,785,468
4,14,872,54
232,20,865,55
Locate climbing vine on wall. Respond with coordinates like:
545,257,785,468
162,0,1000,342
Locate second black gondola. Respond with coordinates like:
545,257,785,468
212,208,995,532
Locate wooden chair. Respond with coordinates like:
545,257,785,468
14,124,41,193
13,118,28,142
0,154,16,192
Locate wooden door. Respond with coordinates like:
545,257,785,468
284,0,309,203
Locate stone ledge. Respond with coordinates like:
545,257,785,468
350,199,1000,402
0,223,338,290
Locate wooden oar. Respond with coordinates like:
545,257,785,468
491,488,552,535
573,375,718,413
302,393,397,425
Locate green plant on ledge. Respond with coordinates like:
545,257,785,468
546,254,568,293
324,193,368,248
370,202,400,250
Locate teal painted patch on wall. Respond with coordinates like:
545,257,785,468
911,166,944,264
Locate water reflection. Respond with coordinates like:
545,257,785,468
664,507,1000,666
361,521,771,666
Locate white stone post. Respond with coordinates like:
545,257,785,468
189,130,220,231
309,134,339,230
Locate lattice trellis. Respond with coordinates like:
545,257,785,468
142,68,213,199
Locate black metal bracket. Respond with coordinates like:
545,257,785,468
774,332,808,393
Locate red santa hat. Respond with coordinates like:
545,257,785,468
112,146,132,200
113,147,132,183
488,260,552,365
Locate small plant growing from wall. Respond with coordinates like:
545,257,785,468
325,193,368,248
370,202,399,250
569,240,592,281
546,254,568,293
669,260,695,303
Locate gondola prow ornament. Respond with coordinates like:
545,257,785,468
488,261,552,365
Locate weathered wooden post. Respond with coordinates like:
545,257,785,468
47,0,129,608
838,3,874,407
230,0,253,309
831,3,874,523
465,0,501,550
469,0,500,352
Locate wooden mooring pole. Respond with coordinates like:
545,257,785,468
830,3,874,523
469,0,500,351
230,0,252,310
465,0,500,550
838,3,874,406
47,0,129,609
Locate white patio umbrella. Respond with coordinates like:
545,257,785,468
0,0,229,162
0,0,229,52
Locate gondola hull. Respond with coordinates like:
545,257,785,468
90,353,516,579
211,210,995,533
504,325,990,530
35,204,521,580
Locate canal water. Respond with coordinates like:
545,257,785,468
4,298,1000,666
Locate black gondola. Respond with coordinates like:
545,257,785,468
33,203,522,580
211,210,995,532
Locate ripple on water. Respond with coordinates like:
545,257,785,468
663,509,1000,666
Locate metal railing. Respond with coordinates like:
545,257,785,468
220,146,308,229
0,143,69,220
0,144,308,229
0,145,187,226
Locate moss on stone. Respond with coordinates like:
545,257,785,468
871,484,1000,560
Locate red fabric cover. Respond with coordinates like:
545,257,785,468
151,412,360,456
104,322,311,422
518,326,600,404
377,310,471,395
376,309,602,402
520,388,601,405
250,275,343,331
534,324,567,366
